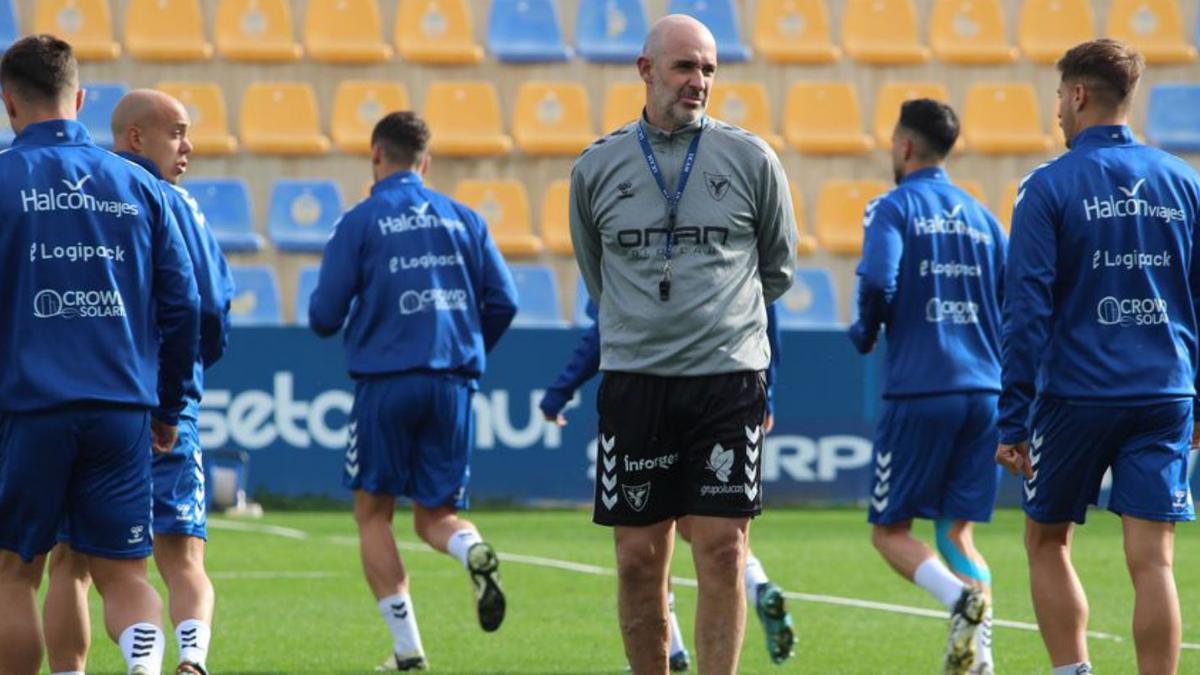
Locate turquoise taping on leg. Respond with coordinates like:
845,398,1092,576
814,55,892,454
935,519,992,585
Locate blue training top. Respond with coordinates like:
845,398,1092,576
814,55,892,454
1000,125,1200,443
0,120,199,424
309,171,519,380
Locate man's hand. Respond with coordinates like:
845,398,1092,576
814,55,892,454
543,412,567,427
1192,424,1200,451
996,441,1032,479
151,418,178,455
763,414,775,435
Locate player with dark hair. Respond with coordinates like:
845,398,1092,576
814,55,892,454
850,98,1007,675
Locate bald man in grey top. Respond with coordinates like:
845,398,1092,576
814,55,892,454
570,14,796,675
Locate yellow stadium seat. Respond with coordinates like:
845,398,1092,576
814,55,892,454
156,82,237,155
708,82,784,152
789,182,818,255
424,82,512,156
957,179,988,207
331,82,411,155
841,0,930,64
872,82,951,148
305,0,393,63
513,82,596,156
752,0,840,63
125,0,212,60
814,180,890,255
963,83,1052,154
602,82,645,132
784,82,874,154
454,180,543,257
216,0,303,62
395,0,484,64
240,82,330,155
1018,0,1095,63
930,0,1018,63
35,0,120,60
541,179,572,256
998,180,1019,232
1106,0,1197,64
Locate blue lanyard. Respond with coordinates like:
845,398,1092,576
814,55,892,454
636,120,704,269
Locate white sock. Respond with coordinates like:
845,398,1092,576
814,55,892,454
667,591,687,657
445,528,483,569
976,604,993,666
744,553,770,595
1052,663,1092,675
119,622,165,675
377,593,425,657
175,619,211,669
913,558,966,610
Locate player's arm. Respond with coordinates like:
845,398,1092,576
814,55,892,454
540,300,601,422
308,213,361,337
171,192,233,368
1187,177,1200,431
476,212,518,352
849,198,904,354
755,151,798,305
569,165,603,302
150,188,201,435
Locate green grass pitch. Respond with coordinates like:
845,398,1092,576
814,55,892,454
49,508,1200,674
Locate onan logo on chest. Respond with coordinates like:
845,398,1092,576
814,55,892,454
615,226,730,248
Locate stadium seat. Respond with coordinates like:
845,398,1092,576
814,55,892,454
79,82,127,149
424,82,512,156
509,264,567,327
708,82,784,152
841,0,930,64
776,268,840,328
124,0,212,61
789,182,818,255
541,179,572,255
813,179,890,255
513,82,596,156
957,179,988,207
0,0,17,54
1146,84,1200,153
576,0,648,62
34,0,120,60
783,82,874,154
215,0,303,62
962,83,1052,154
998,180,1019,232
752,0,840,63
229,266,283,326
156,82,238,155
331,81,411,155
667,0,752,62
453,180,543,257
304,0,394,63
487,0,572,62
1018,0,1095,63
267,179,343,252
602,82,644,132
572,276,594,326
294,265,321,327
394,0,484,64
182,178,261,252
872,82,952,149
1106,0,1197,63
240,82,330,155
929,0,1018,63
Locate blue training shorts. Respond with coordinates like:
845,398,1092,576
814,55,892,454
1023,398,1195,524
344,372,474,509
869,392,1001,525
0,405,153,562
151,420,207,539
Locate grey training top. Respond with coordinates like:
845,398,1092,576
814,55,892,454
569,115,797,376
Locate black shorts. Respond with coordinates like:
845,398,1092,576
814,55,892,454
593,370,767,526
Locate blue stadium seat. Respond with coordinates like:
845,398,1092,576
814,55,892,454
487,0,571,62
576,0,648,62
667,0,751,62
79,82,128,148
228,266,283,326
294,265,321,326
776,268,840,328
0,0,18,54
510,264,567,327
182,178,261,252
1146,84,1200,153
572,275,596,326
267,179,343,252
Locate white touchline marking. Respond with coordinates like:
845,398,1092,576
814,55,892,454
213,519,1200,649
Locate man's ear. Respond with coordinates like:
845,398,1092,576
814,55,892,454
636,55,653,84
73,88,83,113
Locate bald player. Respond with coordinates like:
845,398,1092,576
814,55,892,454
570,14,796,675
43,89,234,675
